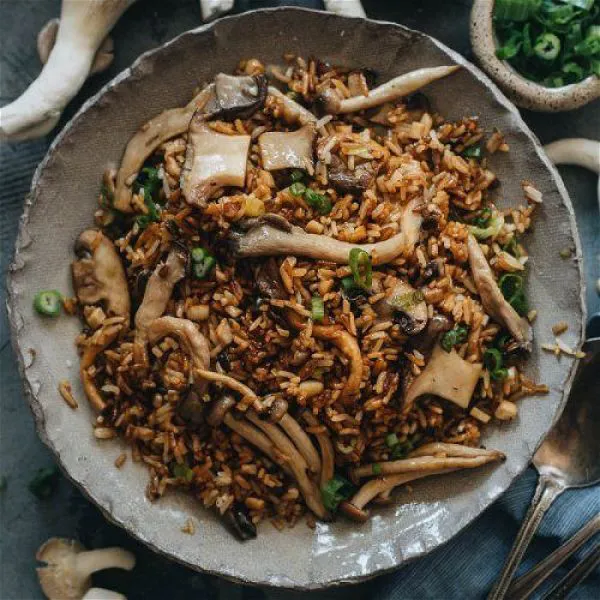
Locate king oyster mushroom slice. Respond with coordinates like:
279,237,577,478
375,279,428,335
302,411,335,488
467,234,532,349
113,84,216,212
207,72,268,120
267,86,318,126
318,65,460,114
134,250,187,331
180,117,251,207
404,344,483,411
36,537,135,600
72,230,130,323
258,124,316,171
232,197,422,265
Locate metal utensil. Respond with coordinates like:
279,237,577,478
543,543,600,600
488,337,600,600
508,513,600,600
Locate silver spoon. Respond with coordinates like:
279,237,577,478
488,337,600,600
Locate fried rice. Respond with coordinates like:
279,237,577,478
70,55,548,537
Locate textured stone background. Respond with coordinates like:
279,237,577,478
0,1,598,599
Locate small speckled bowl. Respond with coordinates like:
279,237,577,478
471,0,600,112
7,7,586,590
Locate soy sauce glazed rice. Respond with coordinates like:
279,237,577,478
71,55,549,538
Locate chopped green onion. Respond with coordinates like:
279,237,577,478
28,466,60,499
441,324,469,352
522,22,534,56
311,296,325,322
33,290,62,317
534,33,562,60
473,207,492,228
321,475,355,512
592,58,600,77
191,247,208,263
483,347,504,376
173,463,194,482
390,290,424,311
574,25,600,56
391,441,413,459
136,215,152,230
193,256,216,280
462,145,483,159
504,236,521,257
562,61,585,81
494,0,542,21
372,463,382,476
291,169,305,182
468,214,504,240
304,188,332,215
492,367,509,381
561,0,594,9
340,276,362,299
385,433,399,448
349,248,372,290
289,182,306,196
496,32,523,59
509,290,528,315
499,273,523,299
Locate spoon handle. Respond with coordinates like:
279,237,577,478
487,474,565,600
507,512,600,600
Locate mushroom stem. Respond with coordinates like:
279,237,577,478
0,0,135,141
267,86,318,126
279,414,321,474
352,452,505,479
195,368,262,413
544,138,600,174
321,66,460,114
323,0,366,17
246,412,327,519
302,412,335,488
75,548,135,576
223,413,292,476
408,442,504,459
82,589,127,600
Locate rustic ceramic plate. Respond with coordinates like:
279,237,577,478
7,8,585,589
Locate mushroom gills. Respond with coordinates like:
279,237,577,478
181,118,251,207
258,125,315,171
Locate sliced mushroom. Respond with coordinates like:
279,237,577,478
267,86,318,126
302,411,335,488
467,234,532,349
408,442,504,459
36,537,135,600
221,503,257,541
261,396,288,423
318,66,460,114
145,317,210,381
180,118,251,207
80,320,125,412
113,84,215,212
279,414,321,475
178,389,205,425
232,196,421,265
258,124,315,171
410,314,451,355
254,257,287,300
328,156,374,195
134,250,186,331
208,73,267,120
375,279,428,335
246,411,327,519
195,368,262,413
340,467,459,522
404,344,483,411
352,451,505,479
72,230,130,323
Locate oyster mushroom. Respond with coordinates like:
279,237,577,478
113,84,215,212
72,230,130,323
134,250,186,332
221,503,257,541
206,394,236,427
408,442,504,459
232,197,422,265
467,234,532,348
375,279,428,335
267,86,318,126
246,411,328,519
82,590,126,600
0,0,136,141
36,537,134,600
180,118,251,207
302,411,335,488
410,314,452,355
262,396,289,423
404,343,483,411
352,449,505,479
318,66,460,114
80,319,125,412
207,73,268,121
258,125,316,171
328,156,374,195
37,19,115,76
279,414,321,475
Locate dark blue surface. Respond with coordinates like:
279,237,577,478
1,1,598,598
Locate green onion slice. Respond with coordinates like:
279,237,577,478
33,290,62,317
321,475,355,512
441,324,469,352
385,433,399,448
349,248,372,290
291,169,305,182
173,463,194,482
534,33,562,60
289,182,306,196
462,145,483,159
311,296,325,322
304,188,332,215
